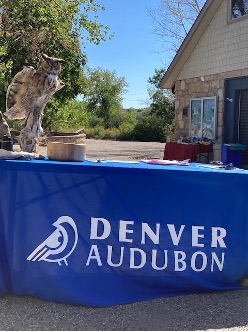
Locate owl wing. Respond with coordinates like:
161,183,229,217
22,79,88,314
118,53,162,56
5,67,36,120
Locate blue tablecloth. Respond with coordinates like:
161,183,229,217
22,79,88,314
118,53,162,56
0,158,248,306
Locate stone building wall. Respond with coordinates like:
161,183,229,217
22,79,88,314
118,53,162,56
174,69,248,143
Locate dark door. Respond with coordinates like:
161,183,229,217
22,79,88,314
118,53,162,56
239,89,248,165
223,77,248,143
223,77,248,166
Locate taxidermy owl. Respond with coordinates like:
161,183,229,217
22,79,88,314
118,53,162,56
4,53,65,120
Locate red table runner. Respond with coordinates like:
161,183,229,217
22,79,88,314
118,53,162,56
163,142,213,161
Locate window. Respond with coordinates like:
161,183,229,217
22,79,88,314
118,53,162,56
190,97,217,139
231,0,248,20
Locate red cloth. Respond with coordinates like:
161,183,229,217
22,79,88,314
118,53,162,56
163,142,213,161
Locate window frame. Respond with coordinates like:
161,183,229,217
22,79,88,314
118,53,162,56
189,96,217,140
229,0,248,22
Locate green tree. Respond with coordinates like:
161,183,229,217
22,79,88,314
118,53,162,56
148,68,175,130
85,67,128,128
42,99,89,132
0,45,12,111
132,114,166,142
0,0,112,108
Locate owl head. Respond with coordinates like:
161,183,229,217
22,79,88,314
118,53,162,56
39,53,64,75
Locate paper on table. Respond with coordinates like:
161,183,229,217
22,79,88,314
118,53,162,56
198,164,244,170
197,164,224,169
140,159,190,166
85,159,139,163
0,149,36,160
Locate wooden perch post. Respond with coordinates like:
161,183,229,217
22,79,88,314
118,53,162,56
19,110,43,153
19,80,65,153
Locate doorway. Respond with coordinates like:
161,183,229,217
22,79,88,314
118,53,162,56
223,77,248,167
239,89,248,165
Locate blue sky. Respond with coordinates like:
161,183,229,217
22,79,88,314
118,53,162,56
84,0,165,109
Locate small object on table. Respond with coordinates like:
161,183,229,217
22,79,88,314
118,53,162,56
225,163,234,170
35,154,46,160
1,135,13,151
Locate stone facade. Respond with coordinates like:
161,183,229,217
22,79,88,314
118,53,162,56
172,0,248,144
174,69,248,143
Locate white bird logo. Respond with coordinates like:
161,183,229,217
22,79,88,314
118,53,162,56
27,216,78,266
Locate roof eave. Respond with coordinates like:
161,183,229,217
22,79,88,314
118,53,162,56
159,0,223,90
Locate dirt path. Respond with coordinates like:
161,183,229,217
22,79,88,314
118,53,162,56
25,139,166,160
82,139,165,160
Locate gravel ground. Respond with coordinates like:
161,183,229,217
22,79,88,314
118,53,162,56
37,138,166,160
3,139,248,331
0,290,248,331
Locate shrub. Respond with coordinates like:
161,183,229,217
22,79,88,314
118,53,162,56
88,115,105,128
102,127,120,140
132,115,166,142
85,126,106,139
118,122,135,141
